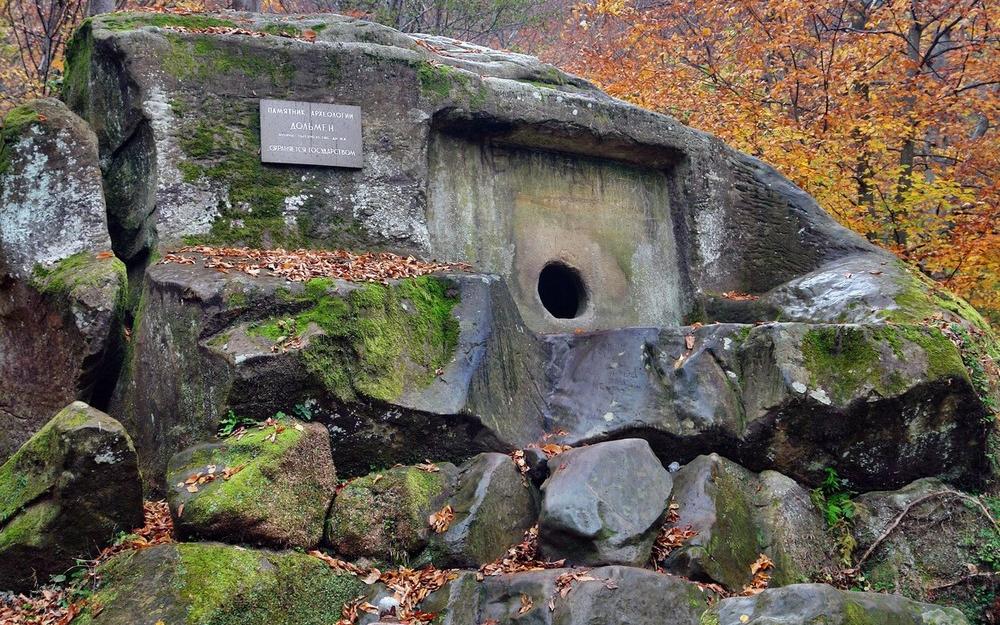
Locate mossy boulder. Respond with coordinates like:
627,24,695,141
70,542,367,625
705,583,968,625
853,479,1000,623
166,419,336,549
110,257,546,491
545,321,992,491
325,462,456,564
0,402,142,592
0,98,124,462
538,439,672,566
663,454,836,592
426,452,539,567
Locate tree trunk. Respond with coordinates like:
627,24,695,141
88,0,116,16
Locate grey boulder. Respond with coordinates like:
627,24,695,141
427,452,538,567
538,439,672,566
853,478,998,622
111,257,546,491
544,321,991,491
422,566,716,625
0,402,143,592
706,583,969,624
664,454,836,591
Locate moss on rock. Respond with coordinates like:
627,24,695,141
0,104,42,175
0,402,142,592
29,251,126,300
73,543,365,625
101,12,238,32
325,464,453,563
801,324,969,404
167,419,336,549
248,276,460,403
0,403,95,524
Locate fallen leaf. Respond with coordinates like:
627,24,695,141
417,461,440,473
519,594,534,615
685,335,695,350
429,504,455,534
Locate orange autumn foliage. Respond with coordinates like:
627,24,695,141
562,0,1000,320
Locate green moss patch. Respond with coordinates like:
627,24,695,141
0,104,42,176
801,325,968,404
326,464,449,562
703,468,760,589
887,262,992,332
416,61,474,100
168,420,333,546
261,23,302,37
0,403,94,523
163,34,295,82
249,276,460,403
76,543,365,625
30,251,126,300
99,13,237,32
62,21,94,112
802,326,882,404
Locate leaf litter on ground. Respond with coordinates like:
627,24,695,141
1,501,175,625
161,246,470,285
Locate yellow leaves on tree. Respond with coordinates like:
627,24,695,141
563,0,1000,320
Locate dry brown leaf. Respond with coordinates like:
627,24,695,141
685,335,695,350
160,246,471,286
721,291,760,301
429,504,455,534
519,594,534,615
538,443,572,458
740,553,774,595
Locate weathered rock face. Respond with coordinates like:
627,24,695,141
427,452,538,567
853,478,999,622
167,420,336,549
51,11,997,499
0,99,125,462
538,439,672,566
422,566,717,625
59,12,979,337
0,402,142,592
544,321,991,490
0,99,111,276
111,257,546,490
69,542,366,625
705,583,969,625
325,463,457,563
664,454,836,590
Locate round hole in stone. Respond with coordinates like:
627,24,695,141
537,261,588,319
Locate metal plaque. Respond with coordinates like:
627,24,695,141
259,99,363,168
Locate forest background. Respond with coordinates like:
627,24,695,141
2,0,996,322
